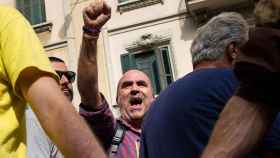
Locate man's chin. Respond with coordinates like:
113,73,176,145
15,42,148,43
129,113,145,121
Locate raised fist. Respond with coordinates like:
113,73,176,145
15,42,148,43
83,0,111,32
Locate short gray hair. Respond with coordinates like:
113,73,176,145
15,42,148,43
190,12,249,66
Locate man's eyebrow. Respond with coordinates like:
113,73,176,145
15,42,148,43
137,80,148,85
121,81,133,88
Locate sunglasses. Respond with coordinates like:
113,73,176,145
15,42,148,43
56,70,76,83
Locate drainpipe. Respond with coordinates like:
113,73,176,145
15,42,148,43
185,0,196,18
62,0,80,109
101,26,115,114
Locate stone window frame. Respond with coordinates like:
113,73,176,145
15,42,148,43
118,0,163,13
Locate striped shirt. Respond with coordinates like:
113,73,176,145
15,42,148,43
79,97,140,158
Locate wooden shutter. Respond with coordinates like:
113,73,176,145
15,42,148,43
120,53,136,73
17,0,46,25
159,46,173,87
135,51,161,94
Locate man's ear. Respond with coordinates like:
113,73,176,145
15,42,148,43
227,43,238,61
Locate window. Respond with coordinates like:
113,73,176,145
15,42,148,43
118,0,162,13
118,0,131,3
121,46,173,94
118,0,139,5
16,0,46,25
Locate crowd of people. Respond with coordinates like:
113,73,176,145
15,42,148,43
0,0,279,157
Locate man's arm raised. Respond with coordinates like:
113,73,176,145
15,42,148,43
78,0,111,109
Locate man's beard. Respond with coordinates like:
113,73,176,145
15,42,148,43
68,89,73,101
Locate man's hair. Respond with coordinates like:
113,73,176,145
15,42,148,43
254,0,280,27
190,12,249,66
49,56,65,63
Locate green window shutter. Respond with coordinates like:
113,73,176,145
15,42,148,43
151,59,161,94
134,51,161,94
120,53,136,73
16,0,46,25
159,46,173,86
31,0,46,25
118,0,130,3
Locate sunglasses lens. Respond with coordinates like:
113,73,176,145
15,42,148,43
56,71,76,83
56,71,63,78
66,71,76,83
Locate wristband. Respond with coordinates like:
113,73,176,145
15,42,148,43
83,26,100,34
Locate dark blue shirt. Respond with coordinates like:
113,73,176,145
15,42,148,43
141,68,280,158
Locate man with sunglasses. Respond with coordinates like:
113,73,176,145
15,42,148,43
0,6,105,158
26,57,76,158
52,57,76,101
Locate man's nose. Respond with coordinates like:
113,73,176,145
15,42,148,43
130,84,140,95
60,75,70,85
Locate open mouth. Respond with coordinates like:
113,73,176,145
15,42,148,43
129,97,143,106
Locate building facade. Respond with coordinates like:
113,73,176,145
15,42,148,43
104,0,254,108
0,0,255,115
0,0,112,108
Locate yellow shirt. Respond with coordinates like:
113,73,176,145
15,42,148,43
0,6,56,157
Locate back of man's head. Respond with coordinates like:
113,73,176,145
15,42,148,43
191,12,249,67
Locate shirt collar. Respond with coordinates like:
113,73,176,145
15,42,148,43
117,119,141,135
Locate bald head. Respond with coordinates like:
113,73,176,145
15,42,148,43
118,70,152,90
116,69,154,124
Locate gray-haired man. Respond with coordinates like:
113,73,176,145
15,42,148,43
201,1,280,157
141,12,280,158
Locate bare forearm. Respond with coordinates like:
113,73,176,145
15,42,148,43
78,33,101,108
25,77,106,158
201,96,276,158
34,98,104,158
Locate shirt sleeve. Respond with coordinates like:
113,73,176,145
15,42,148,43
79,94,116,151
0,7,58,98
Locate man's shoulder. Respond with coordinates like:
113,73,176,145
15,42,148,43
187,68,234,78
146,68,237,116
178,68,236,87
168,68,233,88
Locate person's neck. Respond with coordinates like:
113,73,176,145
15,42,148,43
194,59,231,70
130,121,141,131
123,119,142,132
